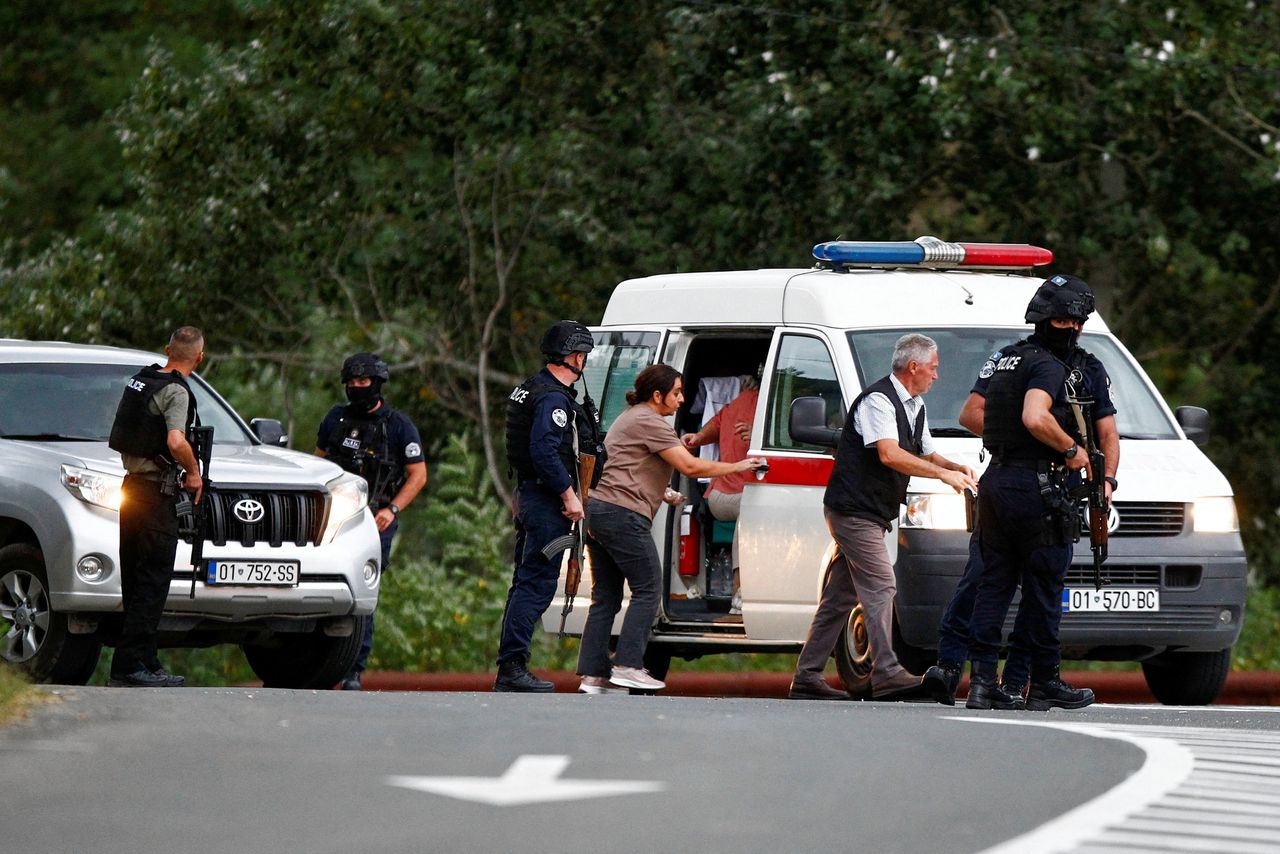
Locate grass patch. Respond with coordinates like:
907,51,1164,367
0,664,42,725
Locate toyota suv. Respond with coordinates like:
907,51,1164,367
0,339,382,687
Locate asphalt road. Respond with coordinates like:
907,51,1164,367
4,688,1280,854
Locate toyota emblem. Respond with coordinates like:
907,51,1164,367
233,498,265,524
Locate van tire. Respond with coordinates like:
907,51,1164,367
0,543,102,685
643,647,672,681
1141,648,1231,705
242,614,369,689
891,616,933,675
834,602,872,695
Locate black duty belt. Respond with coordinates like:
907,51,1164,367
989,456,1056,473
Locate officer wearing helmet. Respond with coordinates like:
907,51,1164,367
496,320,603,692
961,274,1119,711
316,352,427,690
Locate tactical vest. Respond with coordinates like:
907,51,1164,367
823,376,925,525
326,407,404,506
108,365,196,461
505,373,585,486
982,340,1078,462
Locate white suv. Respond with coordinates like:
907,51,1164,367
0,339,382,687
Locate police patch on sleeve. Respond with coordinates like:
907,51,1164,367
978,360,996,379
405,442,421,458
552,408,568,428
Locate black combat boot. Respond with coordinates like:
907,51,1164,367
1026,671,1095,710
965,661,1022,710
493,659,555,693
922,661,964,706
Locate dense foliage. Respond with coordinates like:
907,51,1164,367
4,3,1280,674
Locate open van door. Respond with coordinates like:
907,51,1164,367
544,327,666,636
737,329,853,642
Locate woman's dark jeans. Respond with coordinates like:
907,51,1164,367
576,498,661,676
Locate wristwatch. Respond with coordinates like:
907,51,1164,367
1063,444,1078,460
388,503,400,516
1104,476,1118,491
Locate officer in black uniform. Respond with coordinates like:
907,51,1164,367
496,320,601,692
316,352,427,691
106,326,206,688
965,275,1119,711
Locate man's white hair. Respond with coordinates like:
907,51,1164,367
891,333,937,372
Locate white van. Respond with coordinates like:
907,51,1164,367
544,238,1247,705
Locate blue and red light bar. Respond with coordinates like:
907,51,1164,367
813,236,1053,269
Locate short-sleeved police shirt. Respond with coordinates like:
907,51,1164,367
972,338,1116,419
317,404,425,474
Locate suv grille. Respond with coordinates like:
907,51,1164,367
193,489,328,547
1078,501,1185,537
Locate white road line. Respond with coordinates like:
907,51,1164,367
949,718,1195,854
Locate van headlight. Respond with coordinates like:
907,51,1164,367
902,492,968,530
322,472,369,543
60,465,124,511
1193,497,1238,533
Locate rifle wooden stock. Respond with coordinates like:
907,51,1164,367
578,453,596,507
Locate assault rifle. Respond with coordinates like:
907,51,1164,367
1066,387,1109,590
175,425,214,598
539,453,597,636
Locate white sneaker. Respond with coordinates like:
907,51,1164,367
609,666,665,691
578,675,628,694
730,591,743,615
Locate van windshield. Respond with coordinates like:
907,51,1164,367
845,329,1179,439
582,331,662,431
0,362,255,445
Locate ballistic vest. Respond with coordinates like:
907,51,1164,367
108,365,196,461
326,406,404,506
823,376,925,526
505,371,585,486
982,340,1078,462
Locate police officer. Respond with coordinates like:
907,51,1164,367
964,275,1119,711
497,320,601,692
316,352,427,691
106,326,206,688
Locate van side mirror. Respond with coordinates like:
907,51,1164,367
789,397,840,447
1175,406,1209,446
251,418,289,447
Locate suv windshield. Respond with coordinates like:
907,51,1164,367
846,328,1178,439
0,362,254,445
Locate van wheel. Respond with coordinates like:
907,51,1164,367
891,616,933,675
242,614,369,689
0,543,101,685
1142,648,1231,705
642,647,672,681
834,603,872,696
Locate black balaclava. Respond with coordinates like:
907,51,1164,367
1035,321,1079,358
345,379,384,412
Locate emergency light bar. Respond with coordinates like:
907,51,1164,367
813,236,1053,269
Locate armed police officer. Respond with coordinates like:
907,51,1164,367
106,326,207,688
497,320,602,692
965,275,1119,711
316,353,427,691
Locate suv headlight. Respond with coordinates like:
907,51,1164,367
1193,497,1238,533
60,465,124,511
323,472,369,543
902,492,968,530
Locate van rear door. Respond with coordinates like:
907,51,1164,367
545,327,666,636
738,329,853,641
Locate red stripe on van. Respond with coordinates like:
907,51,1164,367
755,455,834,488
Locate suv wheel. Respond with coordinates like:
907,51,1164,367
0,543,102,684
242,614,370,689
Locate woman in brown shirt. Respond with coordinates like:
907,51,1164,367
577,364,764,694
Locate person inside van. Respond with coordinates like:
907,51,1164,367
576,364,766,694
789,333,978,701
680,374,760,614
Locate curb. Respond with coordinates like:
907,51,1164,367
358,670,1280,704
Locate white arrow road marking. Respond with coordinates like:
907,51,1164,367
385,754,666,806
949,717,1195,854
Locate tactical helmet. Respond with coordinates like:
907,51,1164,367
540,320,595,358
1025,274,1095,323
341,352,390,383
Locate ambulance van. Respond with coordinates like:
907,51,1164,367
545,238,1247,705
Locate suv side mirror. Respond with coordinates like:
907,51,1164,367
251,418,289,447
789,397,840,447
1175,406,1210,446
